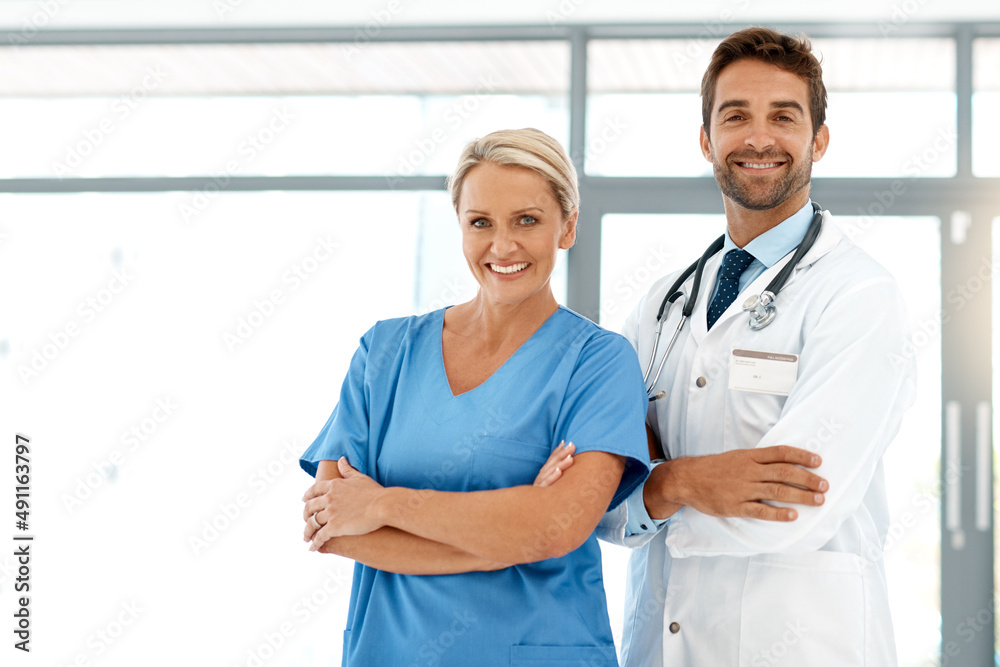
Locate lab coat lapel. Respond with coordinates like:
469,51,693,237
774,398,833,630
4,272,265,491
688,250,722,345
703,211,844,334
796,210,843,267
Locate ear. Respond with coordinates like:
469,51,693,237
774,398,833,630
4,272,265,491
559,209,578,250
699,125,713,162
811,124,830,162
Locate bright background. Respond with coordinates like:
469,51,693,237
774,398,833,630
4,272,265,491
1,2,999,666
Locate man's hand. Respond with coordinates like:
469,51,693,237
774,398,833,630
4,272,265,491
644,446,828,521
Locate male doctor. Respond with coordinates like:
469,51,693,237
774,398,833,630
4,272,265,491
597,27,917,666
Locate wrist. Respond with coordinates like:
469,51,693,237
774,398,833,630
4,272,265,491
373,486,405,529
660,458,689,505
644,460,685,520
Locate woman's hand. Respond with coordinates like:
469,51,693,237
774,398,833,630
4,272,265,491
303,458,388,550
532,441,575,487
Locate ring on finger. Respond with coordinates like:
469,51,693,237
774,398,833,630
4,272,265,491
310,513,323,530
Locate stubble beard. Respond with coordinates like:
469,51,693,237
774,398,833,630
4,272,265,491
712,149,813,211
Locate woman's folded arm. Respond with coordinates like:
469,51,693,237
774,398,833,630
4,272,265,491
305,451,624,565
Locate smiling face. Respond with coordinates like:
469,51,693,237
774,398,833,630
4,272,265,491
700,58,829,213
457,161,576,308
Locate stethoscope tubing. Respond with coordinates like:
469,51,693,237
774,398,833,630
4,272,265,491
644,312,687,399
642,202,823,401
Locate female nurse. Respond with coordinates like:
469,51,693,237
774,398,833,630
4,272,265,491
299,128,649,667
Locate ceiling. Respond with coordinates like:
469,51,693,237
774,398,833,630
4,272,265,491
0,37,966,96
0,0,999,30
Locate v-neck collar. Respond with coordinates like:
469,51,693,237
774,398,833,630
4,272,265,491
437,305,563,398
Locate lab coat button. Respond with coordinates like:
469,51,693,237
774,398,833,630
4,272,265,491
669,622,680,634
695,376,707,388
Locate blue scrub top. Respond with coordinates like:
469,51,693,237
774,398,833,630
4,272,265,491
301,306,649,667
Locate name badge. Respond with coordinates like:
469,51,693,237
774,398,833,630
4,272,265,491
728,348,798,396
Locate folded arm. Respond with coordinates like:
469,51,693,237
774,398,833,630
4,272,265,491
662,277,916,556
599,436,825,549
306,450,624,565
304,445,579,573
599,278,829,549
643,445,827,522
304,460,510,574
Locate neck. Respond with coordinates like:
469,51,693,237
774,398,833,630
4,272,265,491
456,288,559,344
724,189,810,248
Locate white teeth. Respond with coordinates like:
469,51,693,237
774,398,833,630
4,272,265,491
490,262,529,274
742,162,780,169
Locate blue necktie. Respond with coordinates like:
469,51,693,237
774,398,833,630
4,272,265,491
707,249,755,330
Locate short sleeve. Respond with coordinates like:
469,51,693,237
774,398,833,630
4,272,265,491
299,328,372,478
554,332,650,510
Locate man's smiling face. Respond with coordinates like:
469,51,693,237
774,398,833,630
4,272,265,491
700,58,828,212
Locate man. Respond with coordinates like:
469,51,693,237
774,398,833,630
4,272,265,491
598,27,916,666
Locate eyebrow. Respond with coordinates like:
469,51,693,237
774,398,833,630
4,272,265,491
716,100,806,116
463,207,546,216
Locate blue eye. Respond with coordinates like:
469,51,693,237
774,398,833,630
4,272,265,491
520,216,538,225
470,218,489,228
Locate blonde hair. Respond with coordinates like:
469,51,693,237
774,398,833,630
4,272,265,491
446,128,580,219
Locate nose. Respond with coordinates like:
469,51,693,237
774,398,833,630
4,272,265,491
491,226,518,256
743,118,776,153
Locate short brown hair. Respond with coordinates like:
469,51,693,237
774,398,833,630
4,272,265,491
447,128,579,220
701,27,827,137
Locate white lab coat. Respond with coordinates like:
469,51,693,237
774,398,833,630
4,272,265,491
599,212,917,667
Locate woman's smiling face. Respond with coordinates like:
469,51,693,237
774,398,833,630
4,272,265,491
457,161,576,308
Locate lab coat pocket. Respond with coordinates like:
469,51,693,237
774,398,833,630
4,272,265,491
472,437,551,490
725,387,786,452
510,644,618,666
738,551,865,667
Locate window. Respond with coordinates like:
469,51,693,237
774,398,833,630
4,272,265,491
0,42,570,178
586,38,956,178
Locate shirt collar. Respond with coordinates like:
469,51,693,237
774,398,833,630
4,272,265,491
721,200,814,269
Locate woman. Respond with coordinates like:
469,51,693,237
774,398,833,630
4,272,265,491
299,128,649,667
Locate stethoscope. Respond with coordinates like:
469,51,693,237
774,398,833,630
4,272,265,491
643,202,824,401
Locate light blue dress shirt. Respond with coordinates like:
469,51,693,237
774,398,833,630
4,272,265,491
622,200,815,536
707,199,815,303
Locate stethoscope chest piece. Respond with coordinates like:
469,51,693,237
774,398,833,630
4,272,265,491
743,290,777,330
